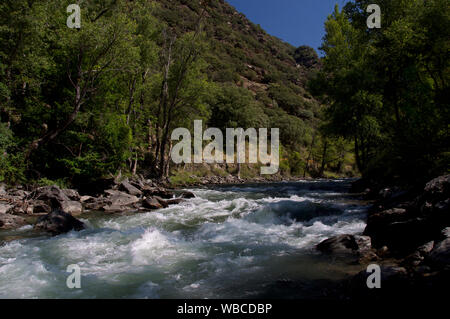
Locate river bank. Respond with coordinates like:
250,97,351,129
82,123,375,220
316,174,450,299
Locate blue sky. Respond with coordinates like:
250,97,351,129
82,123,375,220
226,0,349,55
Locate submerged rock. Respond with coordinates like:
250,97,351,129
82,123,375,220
34,210,85,235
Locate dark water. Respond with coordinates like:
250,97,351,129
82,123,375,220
0,179,369,298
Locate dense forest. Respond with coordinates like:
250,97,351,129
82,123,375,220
0,0,448,189
311,0,449,186
0,0,358,188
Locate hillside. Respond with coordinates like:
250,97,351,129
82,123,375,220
0,0,356,188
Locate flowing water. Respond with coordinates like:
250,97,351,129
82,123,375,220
0,180,369,299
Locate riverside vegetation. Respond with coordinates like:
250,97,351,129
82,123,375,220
0,0,449,300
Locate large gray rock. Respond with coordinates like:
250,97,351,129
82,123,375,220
119,181,142,196
98,190,140,212
34,210,85,235
29,186,70,203
317,234,374,257
60,201,83,216
105,190,140,207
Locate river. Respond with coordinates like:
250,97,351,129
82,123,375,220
0,179,369,299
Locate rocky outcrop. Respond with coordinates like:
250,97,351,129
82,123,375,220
34,210,85,235
364,175,449,255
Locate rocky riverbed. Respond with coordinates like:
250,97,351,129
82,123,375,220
0,177,195,235
315,174,450,299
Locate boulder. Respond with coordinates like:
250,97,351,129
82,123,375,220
142,196,169,210
179,191,195,199
142,197,163,210
34,210,85,235
0,213,27,229
60,201,83,216
119,181,142,196
29,186,70,203
0,203,13,214
317,234,373,256
105,190,140,207
62,189,81,201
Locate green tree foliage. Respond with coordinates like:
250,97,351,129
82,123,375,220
0,0,357,185
310,1,449,184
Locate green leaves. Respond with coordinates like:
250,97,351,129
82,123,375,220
312,0,449,183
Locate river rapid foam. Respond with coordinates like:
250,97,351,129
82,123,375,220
0,180,368,298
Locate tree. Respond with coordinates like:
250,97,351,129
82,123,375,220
310,1,449,183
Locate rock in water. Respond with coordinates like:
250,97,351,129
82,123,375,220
317,234,372,255
180,191,195,199
142,196,169,210
34,210,85,235
119,181,142,196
